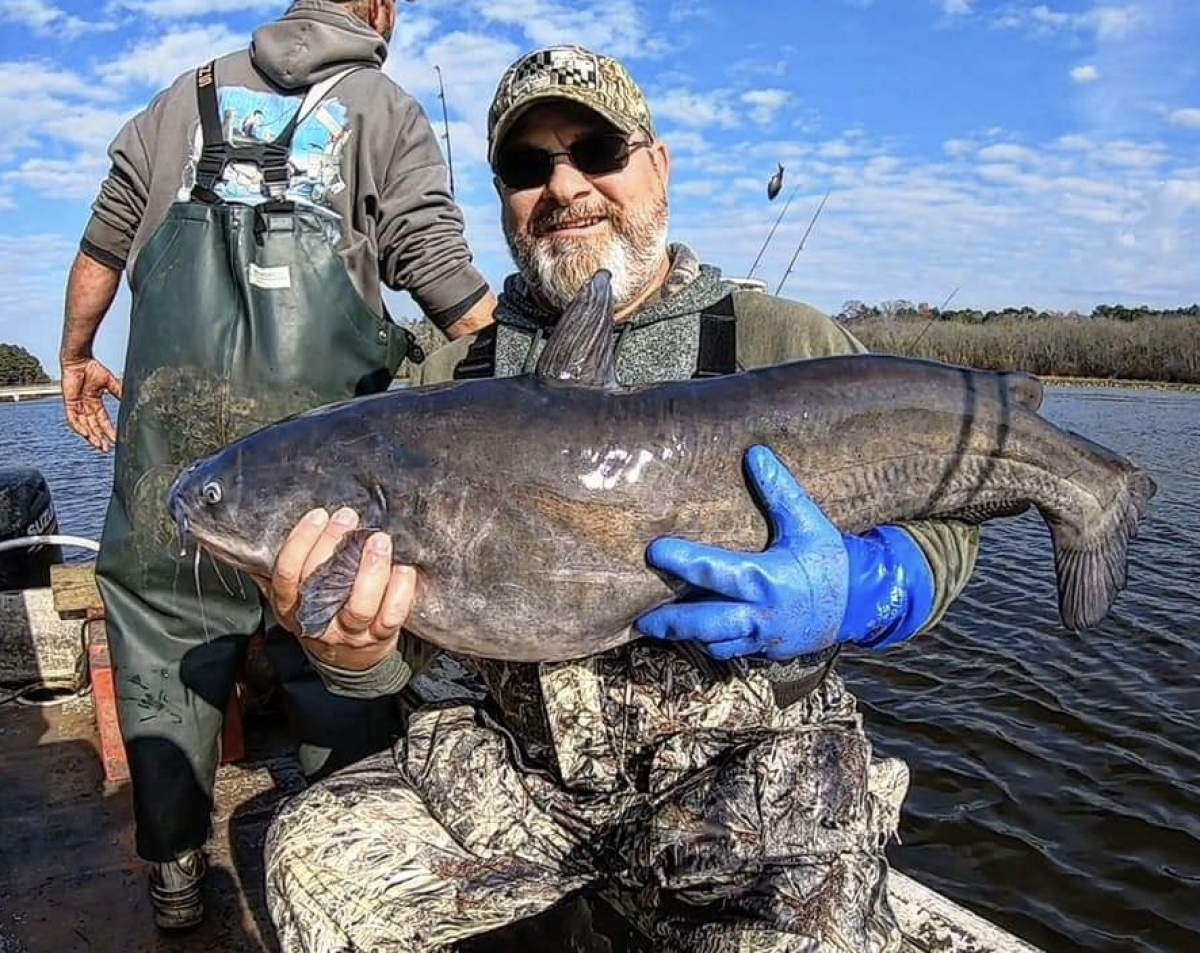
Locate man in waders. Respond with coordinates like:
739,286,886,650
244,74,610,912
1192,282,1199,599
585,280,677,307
57,0,496,932
256,46,983,952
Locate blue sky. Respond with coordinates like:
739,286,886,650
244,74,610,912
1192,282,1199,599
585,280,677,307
1,0,1197,375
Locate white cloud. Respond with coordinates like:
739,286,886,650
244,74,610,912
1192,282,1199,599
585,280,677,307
740,88,791,126
384,28,524,144
99,24,246,90
666,0,715,24
990,10,1023,30
1071,64,1100,83
817,139,858,159
1029,5,1073,31
651,90,739,129
864,155,902,177
0,61,131,164
1160,178,1200,205
992,3,1145,40
457,0,665,61
3,155,111,199
669,125,1198,314
106,0,280,17
1055,134,1096,151
0,0,116,39
977,143,1041,163
1088,5,1144,40
657,130,710,155
0,59,116,101
0,0,56,31
1094,139,1169,168
731,57,788,80
673,180,719,197
938,0,974,15
39,105,137,156
1168,108,1200,129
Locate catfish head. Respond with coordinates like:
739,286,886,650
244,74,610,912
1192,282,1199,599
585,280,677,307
166,401,397,579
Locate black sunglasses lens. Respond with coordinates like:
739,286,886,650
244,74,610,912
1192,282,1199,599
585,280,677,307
571,135,630,174
497,149,553,189
496,136,635,189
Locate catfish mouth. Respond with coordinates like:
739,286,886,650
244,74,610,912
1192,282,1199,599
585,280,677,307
186,527,271,578
167,487,272,578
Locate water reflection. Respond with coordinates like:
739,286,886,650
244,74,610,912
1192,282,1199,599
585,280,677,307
5,396,115,553
845,386,1200,953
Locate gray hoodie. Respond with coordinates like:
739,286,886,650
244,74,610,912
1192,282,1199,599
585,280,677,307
81,0,487,329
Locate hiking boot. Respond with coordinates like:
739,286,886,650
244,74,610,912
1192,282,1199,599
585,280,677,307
149,849,207,931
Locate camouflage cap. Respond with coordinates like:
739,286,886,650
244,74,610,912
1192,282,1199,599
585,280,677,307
487,45,656,165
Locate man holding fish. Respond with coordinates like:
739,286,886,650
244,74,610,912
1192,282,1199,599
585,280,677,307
254,45,986,952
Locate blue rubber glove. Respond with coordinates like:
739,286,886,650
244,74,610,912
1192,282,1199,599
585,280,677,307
636,445,937,662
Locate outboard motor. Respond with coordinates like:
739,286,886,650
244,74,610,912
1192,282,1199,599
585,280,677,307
0,467,64,590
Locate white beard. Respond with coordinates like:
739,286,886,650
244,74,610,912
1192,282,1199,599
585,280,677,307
506,191,670,313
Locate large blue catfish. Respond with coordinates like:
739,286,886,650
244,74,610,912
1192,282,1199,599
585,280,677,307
167,272,1156,662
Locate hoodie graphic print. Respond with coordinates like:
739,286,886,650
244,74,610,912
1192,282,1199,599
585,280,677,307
179,85,353,235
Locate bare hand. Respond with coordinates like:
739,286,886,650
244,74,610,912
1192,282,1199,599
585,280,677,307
61,357,122,451
252,507,416,671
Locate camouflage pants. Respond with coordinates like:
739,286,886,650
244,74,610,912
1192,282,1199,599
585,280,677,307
265,671,910,953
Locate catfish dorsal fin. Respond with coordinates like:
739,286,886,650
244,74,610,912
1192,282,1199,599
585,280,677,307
534,270,618,388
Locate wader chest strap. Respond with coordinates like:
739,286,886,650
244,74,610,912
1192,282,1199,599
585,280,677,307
191,61,361,205
693,293,739,378
453,324,500,381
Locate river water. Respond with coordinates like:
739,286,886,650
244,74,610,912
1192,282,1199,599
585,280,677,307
5,387,1198,953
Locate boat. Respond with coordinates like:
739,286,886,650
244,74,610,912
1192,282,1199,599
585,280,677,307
0,467,1045,952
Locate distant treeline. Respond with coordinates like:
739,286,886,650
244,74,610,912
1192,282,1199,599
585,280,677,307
0,344,50,387
838,301,1200,384
397,301,1200,385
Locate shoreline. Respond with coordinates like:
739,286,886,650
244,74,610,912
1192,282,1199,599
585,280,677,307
1039,375,1200,393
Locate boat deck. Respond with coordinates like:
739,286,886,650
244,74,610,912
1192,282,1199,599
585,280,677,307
0,688,1043,953
0,694,294,952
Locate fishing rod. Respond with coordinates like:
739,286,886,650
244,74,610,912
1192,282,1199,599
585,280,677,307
904,284,962,355
434,65,456,197
774,189,830,296
746,182,801,280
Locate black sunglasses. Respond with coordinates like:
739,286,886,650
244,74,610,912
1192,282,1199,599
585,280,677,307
495,133,651,190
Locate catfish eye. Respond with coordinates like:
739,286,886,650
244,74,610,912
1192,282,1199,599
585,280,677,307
202,481,223,505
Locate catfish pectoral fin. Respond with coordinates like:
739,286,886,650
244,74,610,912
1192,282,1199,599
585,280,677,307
1052,469,1157,631
296,528,377,639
